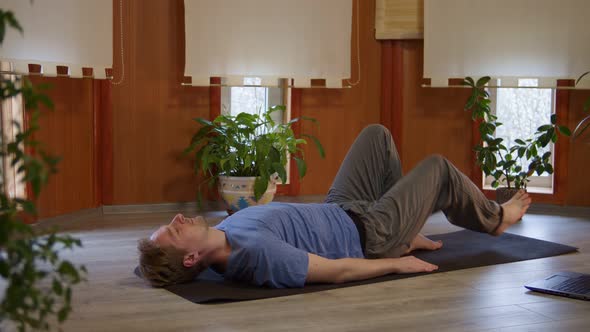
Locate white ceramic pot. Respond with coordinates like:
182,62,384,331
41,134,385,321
218,175,277,213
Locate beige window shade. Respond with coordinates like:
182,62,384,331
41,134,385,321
0,0,112,79
424,0,590,88
375,0,423,40
184,0,353,88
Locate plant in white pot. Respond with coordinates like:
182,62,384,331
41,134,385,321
185,105,325,213
463,76,571,203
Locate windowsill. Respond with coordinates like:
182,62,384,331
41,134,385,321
483,185,553,195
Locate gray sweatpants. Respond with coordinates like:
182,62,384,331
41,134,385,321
325,124,502,259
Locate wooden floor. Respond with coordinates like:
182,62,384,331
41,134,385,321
7,200,590,331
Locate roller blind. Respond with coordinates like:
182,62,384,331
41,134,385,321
0,0,113,79
184,0,353,88
424,0,590,88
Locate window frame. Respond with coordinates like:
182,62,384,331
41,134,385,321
483,80,556,193
470,81,572,205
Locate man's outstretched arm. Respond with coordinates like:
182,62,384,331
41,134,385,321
306,253,438,284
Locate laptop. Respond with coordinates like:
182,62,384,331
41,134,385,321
525,271,590,300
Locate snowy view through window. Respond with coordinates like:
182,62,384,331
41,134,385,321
229,77,267,116
487,79,555,190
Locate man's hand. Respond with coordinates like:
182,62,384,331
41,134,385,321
306,254,438,284
393,256,438,274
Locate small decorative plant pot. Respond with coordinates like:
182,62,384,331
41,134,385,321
495,187,521,205
218,175,277,214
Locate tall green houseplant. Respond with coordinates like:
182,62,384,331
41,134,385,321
463,76,571,190
0,9,86,332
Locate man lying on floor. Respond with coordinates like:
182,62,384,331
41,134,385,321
138,124,531,288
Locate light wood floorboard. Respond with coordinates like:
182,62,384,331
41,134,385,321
3,200,590,332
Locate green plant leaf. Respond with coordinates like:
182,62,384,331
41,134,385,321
537,124,553,132
558,125,571,136
272,162,287,184
530,144,538,157
301,134,325,158
476,76,491,87
551,113,557,125
294,156,307,178
463,77,475,87
52,279,63,295
465,95,476,110
301,116,319,124
0,259,8,277
515,139,526,145
542,151,552,160
253,175,269,201
193,117,214,127
545,163,554,174
57,307,69,322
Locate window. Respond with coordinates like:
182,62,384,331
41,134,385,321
0,62,26,199
484,78,555,193
221,77,291,184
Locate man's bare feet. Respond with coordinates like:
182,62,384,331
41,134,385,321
405,233,443,255
492,189,532,236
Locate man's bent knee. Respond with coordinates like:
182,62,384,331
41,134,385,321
361,124,390,137
424,154,448,168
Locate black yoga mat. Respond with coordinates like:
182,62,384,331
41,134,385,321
134,230,578,304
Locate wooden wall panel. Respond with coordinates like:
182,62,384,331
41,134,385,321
29,0,589,212
31,76,95,218
110,0,209,204
566,90,590,206
388,40,590,207
299,0,382,195
399,41,473,175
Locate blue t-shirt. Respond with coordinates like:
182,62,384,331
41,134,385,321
214,202,364,288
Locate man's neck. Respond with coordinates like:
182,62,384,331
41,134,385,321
204,227,231,273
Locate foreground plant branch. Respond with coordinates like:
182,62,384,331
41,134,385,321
0,9,86,332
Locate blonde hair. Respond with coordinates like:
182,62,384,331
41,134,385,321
137,238,206,287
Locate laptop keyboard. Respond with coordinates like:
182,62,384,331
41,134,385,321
553,275,590,294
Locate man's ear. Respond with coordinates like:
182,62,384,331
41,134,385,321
183,252,200,268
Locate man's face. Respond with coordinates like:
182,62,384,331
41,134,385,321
150,214,208,255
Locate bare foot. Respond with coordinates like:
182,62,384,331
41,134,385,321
493,189,532,236
405,233,443,255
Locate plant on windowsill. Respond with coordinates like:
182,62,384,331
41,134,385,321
185,105,325,213
0,9,86,332
463,76,572,203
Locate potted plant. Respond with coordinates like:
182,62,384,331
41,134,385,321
463,77,571,203
185,105,325,212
